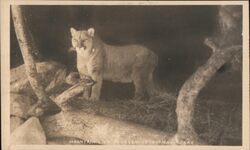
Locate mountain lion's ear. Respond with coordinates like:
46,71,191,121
87,28,95,37
70,27,77,36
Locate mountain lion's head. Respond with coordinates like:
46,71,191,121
70,27,95,57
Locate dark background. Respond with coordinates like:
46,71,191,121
10,6,242,102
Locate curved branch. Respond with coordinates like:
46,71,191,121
173,5,242,144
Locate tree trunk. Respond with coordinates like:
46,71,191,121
11,6,57,116
173,6,242,144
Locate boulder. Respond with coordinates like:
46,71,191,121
10,116,25,133
11,117,46,144
10,61,66,94
10,93,35,119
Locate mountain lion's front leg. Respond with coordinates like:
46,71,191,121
90,72,103,101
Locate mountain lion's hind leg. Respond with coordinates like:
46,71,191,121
132,67,148,101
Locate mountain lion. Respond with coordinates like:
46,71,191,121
70,27,158,101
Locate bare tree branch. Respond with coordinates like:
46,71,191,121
11,5,56,116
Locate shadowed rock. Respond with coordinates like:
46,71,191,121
10,94,35,119
10,116,25,133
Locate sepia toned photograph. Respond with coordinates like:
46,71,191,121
1,0,249,149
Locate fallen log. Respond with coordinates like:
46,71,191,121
54,78,96,110
42,110,172,145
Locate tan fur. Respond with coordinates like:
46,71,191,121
70,27,158,101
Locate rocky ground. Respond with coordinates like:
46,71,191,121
10,62,242,145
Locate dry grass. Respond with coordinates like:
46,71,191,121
48,85,242,145
99,90,241,145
